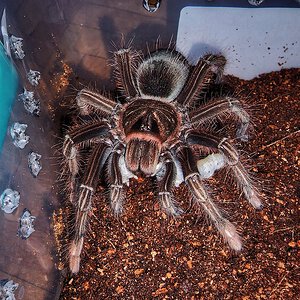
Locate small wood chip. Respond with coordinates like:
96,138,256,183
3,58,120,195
83,282,90,290
107,249,116,255
187,260,193,269
152,287,168,296
134,268,144,276
116,286,124,294
288,241,296,247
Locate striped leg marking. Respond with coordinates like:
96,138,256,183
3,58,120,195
176,146,242,250
186,131,262,209
114,49,138,98
63,123,108,202
176,54,226,106
157,153,183,216
63,135,79,203
69,143,111,273
76,88,117,115
108,146,125,215
189,97,250,141
186,173,242,251
66,122,110,145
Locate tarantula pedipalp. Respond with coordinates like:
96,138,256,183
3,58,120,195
62,47,262,273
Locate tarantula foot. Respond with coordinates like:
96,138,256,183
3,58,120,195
220,220,242,251
227,99,251,141
110,184,124,215
158,192,183,216
236,124,249,142
203,54,226,82
68,157,79,178
256,202,264,211
69,181,77,203
63,135,76,159
243,187,263,210
69,238,83,274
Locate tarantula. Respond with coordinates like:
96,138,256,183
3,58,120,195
62,46,262,273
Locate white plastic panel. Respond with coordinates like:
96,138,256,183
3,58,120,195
177,7,300,79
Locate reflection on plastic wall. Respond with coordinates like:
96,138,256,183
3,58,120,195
0,188,20,214
28,151,42,177
10,122,30,149
248,0,265,5
9,35,25,59
27,69,41,87
18,209,36,239
143,0,161,13
0,279,19,300
0,8,46,299
18,89,41,116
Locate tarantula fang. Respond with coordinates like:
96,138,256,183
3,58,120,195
62,47,262,273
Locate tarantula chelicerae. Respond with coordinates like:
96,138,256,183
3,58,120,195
62,46,262,273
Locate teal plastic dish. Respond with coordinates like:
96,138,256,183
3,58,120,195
0,43,18,150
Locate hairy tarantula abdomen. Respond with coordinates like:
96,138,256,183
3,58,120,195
62,45,262,274
136,50,190,101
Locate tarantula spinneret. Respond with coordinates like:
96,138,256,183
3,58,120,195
62,46,262,273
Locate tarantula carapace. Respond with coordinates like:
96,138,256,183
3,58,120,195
62,47,262,273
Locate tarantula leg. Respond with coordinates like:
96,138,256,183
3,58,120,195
114,48,138,98
175,146,242,250
218,138,262,209
156,153,183,216
76,88,117,115
187,173,242,250
186,131,262,209
175,54,226,106
63,135,80,203
63,122,110,156
69,143,111,273
108,145,126,215
63,122,109,201
230,161,263,209
189,97,250,141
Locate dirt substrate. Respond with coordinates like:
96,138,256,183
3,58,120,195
57,68,299,300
